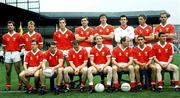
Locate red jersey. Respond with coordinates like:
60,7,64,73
112,46,133,63
154,23,175,43
90,45,111,64
134,25,153,44
53,29,75,50
133,45,154,63
75,26,94,47
68,47,88,67
2,32,22,51
95,24,114,45
153,42,173,62
43,49,64,67
22,32,43,51
24,49,43,67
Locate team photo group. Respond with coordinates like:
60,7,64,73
1,11,180,95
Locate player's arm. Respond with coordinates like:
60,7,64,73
166,33,175,39
69,61,77,70
112,58,119,66
127,57,133,66
146,58,153,66
103,56,111,68
78,60,88,70
53,59,63,70
134,59,145,66
90,56,98,69
23,63,28,70
85,35,94,43
42,60,46,69
145,33,154,40
101,32,114,40
75,34,86,41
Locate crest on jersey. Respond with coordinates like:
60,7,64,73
36,56,39,59
13,37,16,41
58,34,61,38
49,56,52,60
106,29,109,32
73,55,75,58
159,29,162,32
140,30,142,34
65,34,68,38
30,57,33,60
126,52,128,56
79,55,82,59
158,49,161,53
146,29,149,33
166,28,169,32
99,29,102,32
81,31,83,35
119,53,122,56
96,53,99,56
165,49,168,53
26,38,28,42
145,51,148,56
102,52,105,56
7,38,10,41
138,52,141,56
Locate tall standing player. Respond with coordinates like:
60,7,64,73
88,35,112,93
75,17,94,54
153,32,180,91
95,14,114,52
134,15,154,46
2,21,23,90
53,18,75,63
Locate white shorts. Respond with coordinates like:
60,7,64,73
23,50,30,61
4,51,21,63
105,44,113,53
61,50,69,58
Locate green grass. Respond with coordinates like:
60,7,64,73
0,54,180,98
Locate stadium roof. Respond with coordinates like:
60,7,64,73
0,2,164,26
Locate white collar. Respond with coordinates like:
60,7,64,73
8,31,16,37
50,50,57,56
31,49,40,55
73,47,82,53
95,44,104,51
118,45,128,52
100,24,108,29
157,41,167,48
81,26,89,31
139,24,147,29
137,45,147,51
27,31,36,37
59,28,67,34
160,23,168,27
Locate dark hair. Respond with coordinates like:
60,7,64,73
31,39,38,44
120,36,127,44
50,41,57,46
94,35,102,40
138,14,147,20
120,15,128,20
7,20,15,26
158,32,166,37
81,16,89,21
137,35,145,40
99,14,108,20
72,40,79,45
59,17,66,23
160,11,170,18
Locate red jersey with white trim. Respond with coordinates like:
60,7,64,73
75,26,94,47
154,24,175,43
2,32,22,51
134,25,153,44
112,46,133,63
44,49,64,67
53,29,75,50
95,24,114,45
24,49,43,67
22,32,43,51
153,42,173,62
68,47,88,67
90,45,111,64
133,45,154,63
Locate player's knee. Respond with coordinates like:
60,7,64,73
128,65,134,71
112,66,117,72
134,66,139,72
82,67,88,73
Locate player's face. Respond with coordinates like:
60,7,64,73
81,18,88,27
73,44,79,51
160,14,168,23
123,38,130,47
50,45,57,53
95,36,103,45
160,34,166,42
120,17,128,25
31,42,38,51
138,17,146,25
138,37,145,45
59,20,66,29
7,23,15,32
28,24,35,32
100,16,107,24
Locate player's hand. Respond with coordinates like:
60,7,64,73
75,68,79,75
98,65,104,72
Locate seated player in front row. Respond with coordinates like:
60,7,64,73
133,35,156,91
39,41,64,95
112,36,136,92
153,32,180,91
64,40,88,92
19,39,43,93
88,35,112,93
